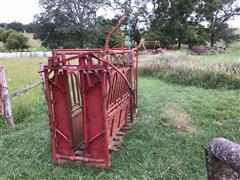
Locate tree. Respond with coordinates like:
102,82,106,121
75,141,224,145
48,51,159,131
0,23,7,28
94,17,125,48
148,0,240,48
34,0,110,49
5,32,29,50
0,28,5,41
7,22,25,32
147,0,240,48
221,27,240,47
112,0,149,46
150,0,200,49
198,0,240,47
0,29,14,43
25,23,36,33
0,29,29,50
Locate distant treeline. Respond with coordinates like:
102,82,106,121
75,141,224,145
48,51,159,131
32,0,240,49
0,22,35,33
1,0,240,50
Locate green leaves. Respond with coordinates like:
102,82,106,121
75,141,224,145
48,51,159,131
196,0,240,46
0,28,29,50
150,0,200,48
34,0,117,49
149,0,240,48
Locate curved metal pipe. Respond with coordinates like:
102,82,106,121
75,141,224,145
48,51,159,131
91,53,134,95
103,16,128,53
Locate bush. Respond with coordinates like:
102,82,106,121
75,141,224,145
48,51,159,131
0,28,4,37
5,32,29,50
95,26,125,48
0,29,29,50
0,29,13,43
6,37,20,50
144,31,161,42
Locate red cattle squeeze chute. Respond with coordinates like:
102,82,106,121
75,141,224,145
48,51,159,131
44,17,138,169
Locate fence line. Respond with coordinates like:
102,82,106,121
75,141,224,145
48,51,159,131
10,81,43,98
0,63,45,128
0,51,51,59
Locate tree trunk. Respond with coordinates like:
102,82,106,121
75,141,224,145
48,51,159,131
178,39,181,49
211,33,215,47
80,38,84,48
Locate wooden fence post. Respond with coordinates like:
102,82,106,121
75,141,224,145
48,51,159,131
2,68,14,128
39,62,47,101
39,62,45,90
0,64,46,128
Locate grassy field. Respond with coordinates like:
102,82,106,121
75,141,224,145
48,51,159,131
23,33,42,50
0,57,47,127
0,52,240,179
140,48,240,89
194,48,240,65
141,48,240,65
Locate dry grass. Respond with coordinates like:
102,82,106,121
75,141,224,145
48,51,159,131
210,62,240,75
163,103,197,133
140,50,190,63
139,49,240,89
139,58,201,72
139,49,240,75
23,33,42,49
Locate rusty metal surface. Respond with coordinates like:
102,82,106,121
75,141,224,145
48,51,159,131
44,17,138,169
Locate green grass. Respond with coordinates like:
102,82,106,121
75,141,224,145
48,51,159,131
194,48,240,65
0,57,47,127
0,57,240,179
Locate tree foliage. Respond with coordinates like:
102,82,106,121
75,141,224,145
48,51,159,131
0,22,36,33
197,0,240,46
112,0,148,46
31,0,240,49
94,17,125,48
149,0,202,48
0,28,29,50
7,22,25,32
148,0,240,48
34,0,119,49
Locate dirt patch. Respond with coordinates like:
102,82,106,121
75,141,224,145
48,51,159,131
163,103,197,133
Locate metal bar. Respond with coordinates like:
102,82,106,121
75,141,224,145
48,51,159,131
87,130,104,144
10,81,43,98
91,54,134,95
70,73,77,105
103,16,128,53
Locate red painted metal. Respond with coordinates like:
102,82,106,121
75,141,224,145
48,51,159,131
103,16,128,53
44,17,138,169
